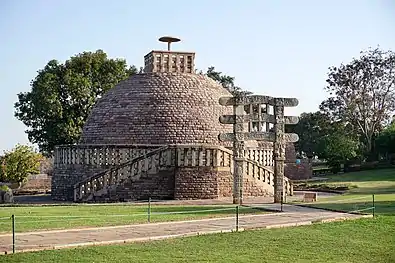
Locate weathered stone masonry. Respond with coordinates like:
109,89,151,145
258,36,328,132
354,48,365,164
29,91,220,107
51,37,302,203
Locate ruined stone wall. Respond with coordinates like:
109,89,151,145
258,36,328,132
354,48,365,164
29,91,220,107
174,166,271,200
52,165,109,201
174,167,219,199
114,169,175,201
284,143,312,180
17,174,51,194
217,169,233,197
284,161,312,180
242,176,271,197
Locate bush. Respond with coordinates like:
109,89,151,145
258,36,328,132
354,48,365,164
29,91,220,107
0,185,10,192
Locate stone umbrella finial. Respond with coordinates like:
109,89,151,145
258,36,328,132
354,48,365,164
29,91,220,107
158,36,181,51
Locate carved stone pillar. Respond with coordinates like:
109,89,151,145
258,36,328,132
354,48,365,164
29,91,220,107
233,97,245,205
273,99,285,203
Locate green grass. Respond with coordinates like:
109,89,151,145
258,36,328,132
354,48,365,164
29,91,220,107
3,215,394,263
0,204,263,233
295,168,395,215
2,169,395,262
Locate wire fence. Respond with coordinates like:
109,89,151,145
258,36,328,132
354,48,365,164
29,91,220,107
0,202,273,254
288,193,376,216
0,195,377,254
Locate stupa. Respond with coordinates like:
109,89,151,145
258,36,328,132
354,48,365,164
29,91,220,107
52,37,303,202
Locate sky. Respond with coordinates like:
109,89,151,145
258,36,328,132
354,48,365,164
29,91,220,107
0,0,394,152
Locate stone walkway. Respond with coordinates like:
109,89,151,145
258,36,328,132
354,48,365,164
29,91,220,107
12,191,339,206
0,204,370,254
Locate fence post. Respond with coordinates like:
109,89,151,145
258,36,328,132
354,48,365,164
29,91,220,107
11,214,15,254
235,206,239,232
372,194,375,218
148,197,151,223
280,192,283,212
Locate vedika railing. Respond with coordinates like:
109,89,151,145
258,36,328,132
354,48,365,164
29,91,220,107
69,144,290,202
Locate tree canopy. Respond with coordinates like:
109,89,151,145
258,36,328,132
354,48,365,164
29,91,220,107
0,144,43,184
320,47,395,157
15,50,137,155
286,111,331,158
375,122,395,160
205,66,252,96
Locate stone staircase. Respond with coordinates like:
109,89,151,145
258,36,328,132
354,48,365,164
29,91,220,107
73,146,293,202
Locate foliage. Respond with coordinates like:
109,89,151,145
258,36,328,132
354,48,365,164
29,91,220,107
286,111,331,158
375,122,395,159
320,47,395,156
318,130,360,172
205,66,252,96
0,144,42,184
14,50,137,155
0,185,10,191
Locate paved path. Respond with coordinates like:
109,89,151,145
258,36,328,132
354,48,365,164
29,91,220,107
0,204,370,254
12,192,339,206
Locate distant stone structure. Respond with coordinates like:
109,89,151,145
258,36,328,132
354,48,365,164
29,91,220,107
0,186,13,204
52,37,308,202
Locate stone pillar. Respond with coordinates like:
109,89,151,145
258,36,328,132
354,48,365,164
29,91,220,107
273,99,285,203
233,97,245,205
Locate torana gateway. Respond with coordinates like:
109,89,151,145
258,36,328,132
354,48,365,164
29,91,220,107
52,37,311,203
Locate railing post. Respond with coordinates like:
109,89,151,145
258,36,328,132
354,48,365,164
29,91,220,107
372,194,375,218
148,197,151,223
12,214,15,254
235,206,239,232
280,191,283,212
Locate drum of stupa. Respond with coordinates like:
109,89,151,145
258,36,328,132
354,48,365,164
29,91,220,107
52,37,307,202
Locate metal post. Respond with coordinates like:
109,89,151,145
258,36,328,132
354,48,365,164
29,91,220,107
148,197,151,223
11,214,15,254
236,206,239,232
372,194,375,218
280,192,283,212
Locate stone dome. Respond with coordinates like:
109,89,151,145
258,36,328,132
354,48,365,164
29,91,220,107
80,72,233,146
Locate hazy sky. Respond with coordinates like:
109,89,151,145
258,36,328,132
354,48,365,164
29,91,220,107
0,0,394,152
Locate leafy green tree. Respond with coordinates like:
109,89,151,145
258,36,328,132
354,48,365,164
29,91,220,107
375,122,395,160
0,144,43,186
286,111,331,159
205,66,252,96
320,47,395,157
318,130,360,173
15,50,137,155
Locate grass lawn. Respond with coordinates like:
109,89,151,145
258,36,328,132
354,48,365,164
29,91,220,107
0,205,260,233
2,169,395,263
293,168,395,215
3,213,394,263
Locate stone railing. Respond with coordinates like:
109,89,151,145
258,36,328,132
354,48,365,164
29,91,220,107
245,148,274,167
175,145,233,167
74,146,171,202
244,159,292,196
68,144,290,202
73,145,235,202
55,144,274,167
55,144,160,167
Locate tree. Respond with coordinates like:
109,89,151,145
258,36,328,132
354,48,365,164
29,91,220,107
320,47,395,157
0,144,43,185
205,66,252,96
286,111,332,159
375,122,395,161
318,131,360,173
15,50,137,155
